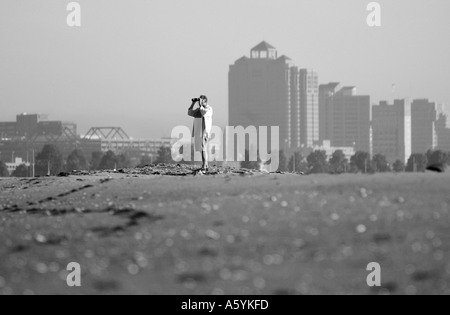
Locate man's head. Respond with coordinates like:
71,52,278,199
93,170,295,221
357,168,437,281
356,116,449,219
199,95,208,106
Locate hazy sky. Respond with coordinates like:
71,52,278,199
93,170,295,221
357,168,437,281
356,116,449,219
1,0,450,139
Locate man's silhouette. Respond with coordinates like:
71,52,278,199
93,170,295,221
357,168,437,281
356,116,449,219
188,95,213,173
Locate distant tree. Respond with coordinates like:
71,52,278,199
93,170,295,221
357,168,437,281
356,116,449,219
406,153,428,172
139,155,153,167
0,161,9,177
66,149,88,172
35,145,63,176
329,150,349,173
90,152,104,170
288,152,307,173
392,160,405,173
155,146,173,164
307,150,329,174
241,150,261,170
278,150,288,172
11,164,29,177
372,154,390,172
349,163,360,174
425,150,434,165
117,153,132,169
99,151,118,170
428,150,448,166
351,151,373,173
446,152,450,165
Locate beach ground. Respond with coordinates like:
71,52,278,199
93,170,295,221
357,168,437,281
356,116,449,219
1,166,449,295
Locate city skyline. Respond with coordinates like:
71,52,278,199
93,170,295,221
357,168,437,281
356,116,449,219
1,0,450,139
2,36,448,143
227,41,450,161
2,38,448,165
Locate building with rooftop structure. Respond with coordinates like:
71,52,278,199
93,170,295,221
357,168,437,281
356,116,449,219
229,41,318,157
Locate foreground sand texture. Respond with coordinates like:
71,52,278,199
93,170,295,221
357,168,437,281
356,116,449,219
1,165,449,295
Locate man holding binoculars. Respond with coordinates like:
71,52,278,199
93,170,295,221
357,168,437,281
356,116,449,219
188,95,213,173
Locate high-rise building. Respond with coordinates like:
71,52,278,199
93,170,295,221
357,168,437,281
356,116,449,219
411,99,438,154
372,100,412,164
229,42,292,153
436,111,450,151
299,69,319,147
319,84,371,153
229,42,316,154
289,66,300,149
319,82,340,143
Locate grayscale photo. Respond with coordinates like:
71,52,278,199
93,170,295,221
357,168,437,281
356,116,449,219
1,0,450,300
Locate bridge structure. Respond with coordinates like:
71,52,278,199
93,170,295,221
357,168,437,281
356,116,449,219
25,123,79,144
1,125,172,164
82,127,172,156
83,127,130,141
0,123,101,163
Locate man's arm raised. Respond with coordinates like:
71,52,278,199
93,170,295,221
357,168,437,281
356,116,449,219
188,101,203,118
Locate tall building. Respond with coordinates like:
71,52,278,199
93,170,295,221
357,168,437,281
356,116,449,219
299,69,319,147
372,100,412,164
229,41,317,154
290,66,300,149
319,84,371,153
319,82,340,143
411,99,438,154
436,111,450,151
229,41,292,153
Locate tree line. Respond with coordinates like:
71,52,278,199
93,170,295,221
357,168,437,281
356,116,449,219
1,145,138,177
240,149,450,174
0,144,179,178
137,145,450,175
1,145,449,177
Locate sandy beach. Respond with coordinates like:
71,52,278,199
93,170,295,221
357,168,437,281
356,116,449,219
1,165,449,295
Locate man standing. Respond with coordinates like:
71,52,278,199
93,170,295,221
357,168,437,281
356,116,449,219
188,95,213,173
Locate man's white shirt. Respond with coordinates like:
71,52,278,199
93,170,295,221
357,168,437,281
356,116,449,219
199,105,213,138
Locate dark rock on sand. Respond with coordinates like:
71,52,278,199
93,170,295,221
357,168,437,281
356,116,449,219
426,163,447,173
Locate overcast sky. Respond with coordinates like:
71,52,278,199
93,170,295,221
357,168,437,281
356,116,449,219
1,0,449,139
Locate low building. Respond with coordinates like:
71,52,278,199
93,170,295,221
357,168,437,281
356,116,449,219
0,122,17,139
298,140,355,161
5,157,31,175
